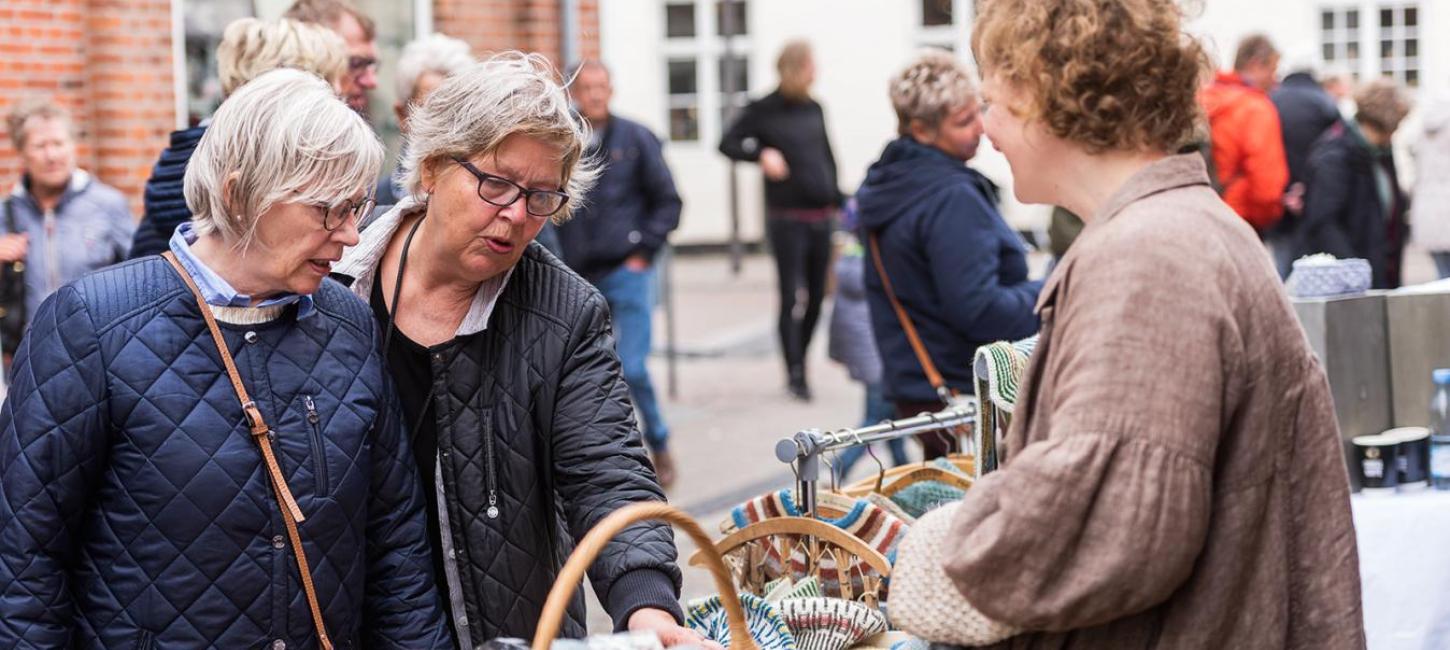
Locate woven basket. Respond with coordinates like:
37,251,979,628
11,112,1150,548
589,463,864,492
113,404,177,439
532,503,758,650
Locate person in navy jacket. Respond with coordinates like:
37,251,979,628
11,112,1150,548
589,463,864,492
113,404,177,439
856,51,1041,458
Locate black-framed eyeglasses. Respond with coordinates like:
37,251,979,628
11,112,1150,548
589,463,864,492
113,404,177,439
313,195,375,231
452,158,570,218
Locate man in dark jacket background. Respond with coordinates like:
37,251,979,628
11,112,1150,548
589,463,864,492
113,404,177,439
1269,64,1342,277
559,60,684,486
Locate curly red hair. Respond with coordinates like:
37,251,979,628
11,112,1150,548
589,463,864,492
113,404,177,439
971,0,1209,153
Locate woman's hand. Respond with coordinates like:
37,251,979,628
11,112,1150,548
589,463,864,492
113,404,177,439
627,607,723,650
759,147,790,181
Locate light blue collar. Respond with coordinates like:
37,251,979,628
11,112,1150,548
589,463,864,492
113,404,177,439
167,222,316,319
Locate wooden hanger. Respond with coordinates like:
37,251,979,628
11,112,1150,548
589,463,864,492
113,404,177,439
837,453,976,497
879,466,974,497
689,516,892,577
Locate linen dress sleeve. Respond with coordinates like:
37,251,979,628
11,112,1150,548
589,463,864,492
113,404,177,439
942,229,1236,631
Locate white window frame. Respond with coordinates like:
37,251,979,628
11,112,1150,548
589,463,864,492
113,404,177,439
661,0,752,147
1319,2,1420,87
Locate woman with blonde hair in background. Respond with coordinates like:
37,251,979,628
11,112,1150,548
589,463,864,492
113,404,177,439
891,0,1363,647
720,39,842,400
130,16,349,258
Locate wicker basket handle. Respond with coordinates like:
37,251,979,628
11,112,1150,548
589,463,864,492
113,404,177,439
532,502,758,650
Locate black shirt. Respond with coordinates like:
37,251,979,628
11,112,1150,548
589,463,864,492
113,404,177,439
718,90,843,210
369,278,459,624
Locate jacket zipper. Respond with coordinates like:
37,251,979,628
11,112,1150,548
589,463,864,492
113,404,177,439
483,410,499,519
303,394,328,495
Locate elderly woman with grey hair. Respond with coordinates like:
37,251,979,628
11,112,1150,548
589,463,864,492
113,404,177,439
0,68,451,649
376,32,474,205
334,51,708,647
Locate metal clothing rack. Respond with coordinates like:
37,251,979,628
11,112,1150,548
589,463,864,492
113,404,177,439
773,402,978,518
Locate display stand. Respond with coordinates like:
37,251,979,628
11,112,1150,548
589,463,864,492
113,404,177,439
773,402,977,518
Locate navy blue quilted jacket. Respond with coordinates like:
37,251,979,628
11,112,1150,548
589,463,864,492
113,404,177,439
131,125,207,259
0,257,452,649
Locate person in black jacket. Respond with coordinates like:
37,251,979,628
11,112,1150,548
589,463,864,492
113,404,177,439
719,39,841,400
130,17,348,258
335,52,709,648
558,60,683,485
1295,78,1412,288
857,51,1040,458
1268,67,1342,277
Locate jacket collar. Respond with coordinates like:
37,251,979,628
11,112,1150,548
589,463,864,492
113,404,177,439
10,169,90,209
1035,154,1213,313
335,196,513,337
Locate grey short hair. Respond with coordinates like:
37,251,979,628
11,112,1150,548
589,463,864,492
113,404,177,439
400,51,597,223
217,17,348,97
395,33,473,103
6,98,74,151
185,68,383,246
890,50,978,136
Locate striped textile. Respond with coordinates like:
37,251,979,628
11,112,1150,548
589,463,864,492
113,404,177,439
728,490,907,598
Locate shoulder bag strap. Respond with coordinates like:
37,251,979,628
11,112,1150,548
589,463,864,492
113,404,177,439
868,232,956,403
161,252,334,650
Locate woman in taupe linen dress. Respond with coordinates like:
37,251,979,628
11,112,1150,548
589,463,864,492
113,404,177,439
903,0,1366,648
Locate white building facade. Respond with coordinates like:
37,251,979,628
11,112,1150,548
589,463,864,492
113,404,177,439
599,0,1449,245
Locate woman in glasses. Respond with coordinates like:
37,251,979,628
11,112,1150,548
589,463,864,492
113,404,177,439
334,52,707,647
0,69,450,648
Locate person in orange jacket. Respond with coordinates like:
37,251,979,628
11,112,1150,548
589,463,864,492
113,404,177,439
1200,34,1289,235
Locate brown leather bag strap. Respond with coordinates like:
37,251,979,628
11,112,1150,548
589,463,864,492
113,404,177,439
161,252,333,650
868,233,956,402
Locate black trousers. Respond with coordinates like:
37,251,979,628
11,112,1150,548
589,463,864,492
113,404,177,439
766,214,833,376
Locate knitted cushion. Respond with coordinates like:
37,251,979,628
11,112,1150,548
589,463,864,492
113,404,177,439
888,503,1019,645
777,598,888,650
686,593,797,650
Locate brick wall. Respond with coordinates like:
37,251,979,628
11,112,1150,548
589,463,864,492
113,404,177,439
435,0,601,67
0,0,173,217
0,0,597,217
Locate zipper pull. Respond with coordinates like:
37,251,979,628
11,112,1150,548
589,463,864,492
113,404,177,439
486,491,499,519
303,395,319,424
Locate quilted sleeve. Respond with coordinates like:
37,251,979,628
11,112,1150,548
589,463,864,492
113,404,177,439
0,286,110,647
360,367,453,649
551,292,684,629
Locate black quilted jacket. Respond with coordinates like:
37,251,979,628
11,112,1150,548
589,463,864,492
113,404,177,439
0,257,452,649
341,242,683,643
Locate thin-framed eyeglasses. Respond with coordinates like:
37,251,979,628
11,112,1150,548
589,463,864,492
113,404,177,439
313,195,375,232
452,157,570,218
348,55,379,75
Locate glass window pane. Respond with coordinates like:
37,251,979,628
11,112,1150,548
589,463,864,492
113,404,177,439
1406,38,1418,58
718,55,749,93
922,0,953,26
1380,8,1394,30
1405,6,1417,27
669,107,699,141
1347,41,1360,59
1347,10,1359,29
668,59,697,96
1406,69,1418,86
1322,42,1337,61
1321,10,1334,30
1381,39,1394,58
666,3,695,38
716,0,747,36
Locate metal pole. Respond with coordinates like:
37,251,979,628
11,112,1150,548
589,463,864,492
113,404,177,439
661,245,679,400
720,0,743,276
559,0,581,69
